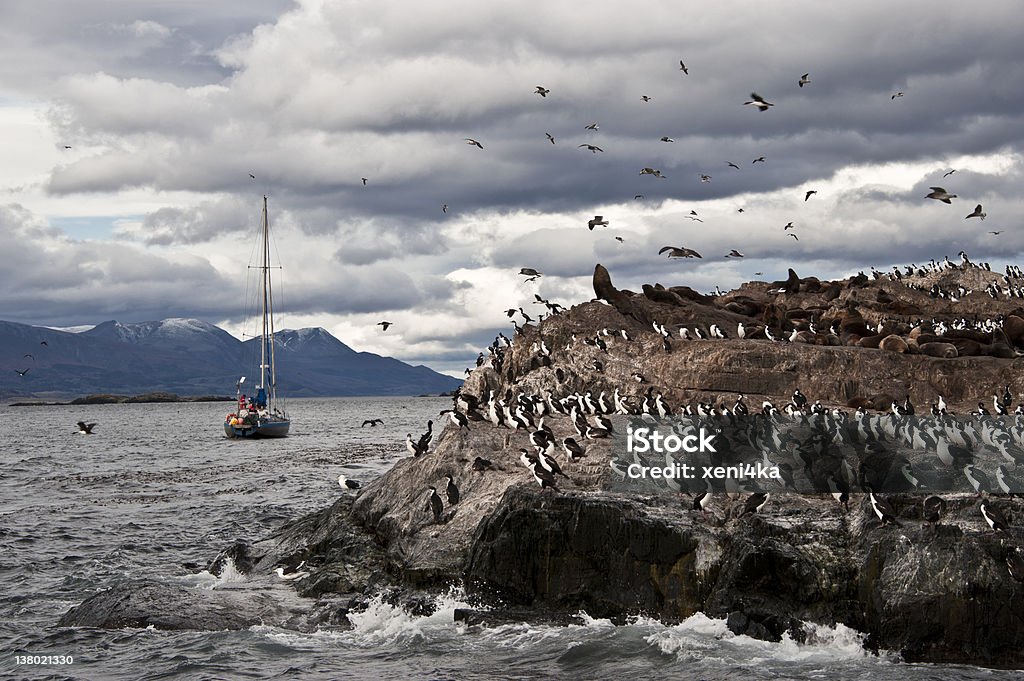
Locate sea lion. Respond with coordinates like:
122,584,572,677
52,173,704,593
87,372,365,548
918,342,958,359
879,334,909,353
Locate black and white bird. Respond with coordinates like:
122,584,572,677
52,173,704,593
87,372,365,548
444,475,460,505
76,421,96,435
338,474,361,491
426,486,444,523
868,490,900,526
965,204,986,220
980,499,1009,532
562,437,587,462
739,492,770,517
361,419,384,427
743,92,774,112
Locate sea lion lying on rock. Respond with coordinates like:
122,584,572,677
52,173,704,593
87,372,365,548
918,342,958,358
879,334,909,353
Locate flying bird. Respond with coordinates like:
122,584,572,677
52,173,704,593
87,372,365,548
249,173,256,179
639,167,665,178
679,61,688,74
76,421,96,434
943,169,956,178
788,233,799,241
519,268,542,281
784,222,795,230
584,122,599,130
660,136,674,142
588,216,609,230
641,95,652,102
989,231,1003,235
23,354,33,360
614,236,624,243
925,187,957,204
63,145,72,149
535,86,550,97
377,321,392,331
360,419,383,427
700,174,712,183
14,368,30,376
726,162,740,170
804,190,817,201
892,91,904,99
40,341,48,346
464,138,484,149
752,156,766,164
634,194,644,200
442,204,448,214
965,204,986,220
578,144,603,153
744,92,774,111
726,250,745,258
659,246,703,259
361,177,368,185
798,73,811,87
545,132,555,144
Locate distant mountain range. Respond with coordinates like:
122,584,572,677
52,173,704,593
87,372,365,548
0,318,462,399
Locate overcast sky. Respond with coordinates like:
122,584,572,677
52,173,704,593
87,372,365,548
1,0,1022,375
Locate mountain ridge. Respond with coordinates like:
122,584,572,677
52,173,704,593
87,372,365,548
0,318,461,399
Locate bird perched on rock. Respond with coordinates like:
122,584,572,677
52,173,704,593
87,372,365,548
338,475,361,491
444,475,460,505
868,490,900,526
980,499,1009,532
923,495,945,533
425,486,444,523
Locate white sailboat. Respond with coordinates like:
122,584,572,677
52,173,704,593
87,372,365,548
224,196,290,438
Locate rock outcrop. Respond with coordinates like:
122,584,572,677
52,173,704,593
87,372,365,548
59,262,1024,668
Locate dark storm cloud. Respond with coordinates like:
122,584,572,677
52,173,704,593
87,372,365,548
3,0,1024,372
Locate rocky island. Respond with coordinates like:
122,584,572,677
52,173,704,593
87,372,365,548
61,261,1024,668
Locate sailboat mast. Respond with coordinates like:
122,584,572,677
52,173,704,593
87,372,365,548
260,195,270,393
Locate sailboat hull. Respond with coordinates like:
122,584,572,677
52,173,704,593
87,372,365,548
224,417,291,439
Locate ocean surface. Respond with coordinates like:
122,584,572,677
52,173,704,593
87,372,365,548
1,397,1018,680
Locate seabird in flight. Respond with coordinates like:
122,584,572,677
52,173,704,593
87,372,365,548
76,421,96,434
679,61,688,74
361,419,384,427
588,216,609,230
579,144,603,153
798,73,811,87
519,268,542,281
535,86,550,97
659,246,703,259
804,190,817,201
464,138,484,149
925,187,957,203
377,321,392,331
545,132,555,144
14,368,30,376
584,122,599,130
726,162,740,169
726,250,745,258
744,92,774,112
965,204,986,220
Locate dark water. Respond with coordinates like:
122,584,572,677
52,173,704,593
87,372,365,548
0,398,1017,680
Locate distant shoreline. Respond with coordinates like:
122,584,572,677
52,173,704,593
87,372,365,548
8,391,456,406
8,392,233,407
